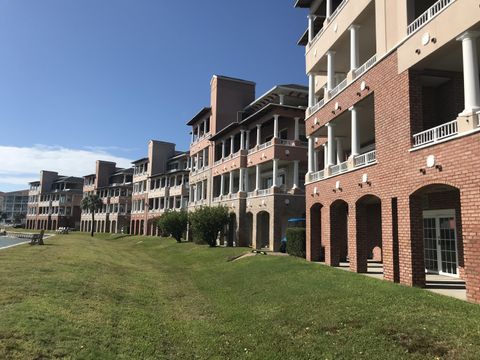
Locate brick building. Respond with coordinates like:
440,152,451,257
187,76,309,250
26,171,83,230
80,161,133,234
130,140,190,236
295,0,480,302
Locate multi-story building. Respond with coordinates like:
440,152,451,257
80,161,133,234
0,190,29,225
187,76,309,250
130,140,190,236
26,171,83,230
296,0,480,302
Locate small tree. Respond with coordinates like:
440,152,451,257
156,210,188,242
189,206,229,247
81,194,103,237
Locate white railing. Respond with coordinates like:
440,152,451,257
353,54,377,79
214,159,222,166
230,193,238,200
330,161,349,176
257,188,273,196
413,120,458,147
212,196,222,203
258,141,272,151
330,78,348,98
354,150,377,167
247,191,256,198
308,0,349,49
310,170,325,182
278,139,295,146
407,0,455,35
307,98,325,116
191,132,212,145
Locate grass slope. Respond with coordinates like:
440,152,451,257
1,234,480,359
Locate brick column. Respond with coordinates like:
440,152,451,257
381,198,399,282
322,204,336,266
350,201,368,273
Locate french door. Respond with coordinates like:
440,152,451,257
423,210,459,277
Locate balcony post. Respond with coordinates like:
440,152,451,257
246,130,250,150
240,130,245,150
308,14,316,42
196,153,200,171
220,174,225,196
326,0,332,18
256,124,262,147
272,159,279,188
191,130,194,143
327,123,336,166
203,119,207,135
350,106,360,156
294,117,300,141
336,137,344,164
273,115,279,139
308,73,316,108
245,168,250,192
202,148,207,168
314,147,319,172
349,25,360,72
293,160,299,189
196,125,200,139
230,135,235,155
255,165,261,191
457,31,480,115
229,171,234,195
239,168,245,192
323,143,328,170
327,51,336,92
221,140,226,158
307,136,315,174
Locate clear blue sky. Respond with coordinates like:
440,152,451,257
0,0,308,191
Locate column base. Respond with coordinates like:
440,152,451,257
457,112,479,132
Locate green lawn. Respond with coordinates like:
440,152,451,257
1,234,480,359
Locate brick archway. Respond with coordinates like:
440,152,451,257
329,200,349,267
307,203,323,262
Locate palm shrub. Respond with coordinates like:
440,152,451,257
189,206,229,247
286,227,306,258
156,210,188,242
80,194,103,237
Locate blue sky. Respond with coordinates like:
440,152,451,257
0,0,308,191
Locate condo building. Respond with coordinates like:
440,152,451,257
26,171,83,230
80,161,133,234
296,0,480,302
188,76,309,250
0,190,29,225
130,140,190,236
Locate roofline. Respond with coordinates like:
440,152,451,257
186,107,212,126
212,75,256,87
131,157,148,164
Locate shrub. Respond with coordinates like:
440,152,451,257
286,227,306,258
156,210,188,243
189,206,229,247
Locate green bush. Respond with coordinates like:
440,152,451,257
189,206,229,247
286,227,306,258
156,210,188,243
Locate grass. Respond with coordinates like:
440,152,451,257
1,234,480,359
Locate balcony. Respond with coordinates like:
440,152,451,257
413,120,458,148
191,132,212,145
407,0,455,36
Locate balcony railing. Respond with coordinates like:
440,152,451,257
191,132,211,145
353,54,377,80
407,0,455,35
412,120,458,148
329,78,348,98
307,98,325,117
257,188,273,196
354,150,377,167
330,161,349,176
308,0,349,49
310,170,325,182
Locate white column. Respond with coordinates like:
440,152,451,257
202,148,206,168
326,0,332,18
239,168,245,192
221,140,226,158
245,168,250,192
308,73,316,108
307,136,315,173
256,124,262,146
255,165,261,190
294,117,300,141
272,159,279,188
191,130,194,143
196,125,201,138
246,130,250,150
327,51,336,91
349,25,360,72
203,119,207,134
350,106,360,157
293,160,299,189
273,115,279,139
327,123,336,166
230,135,235,154
229,171,234,194
323,143,328,170
308,14,316,42
336,137,344,164
196,153,200,171
313,149,319,172
457,31,480,114
220,174,225,196
240,130,245,150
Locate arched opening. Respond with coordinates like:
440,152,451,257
309,203,323,261
329,200,348,267
111,220,117,234
355,195,382,275
245,212,253,247
409,184,463,288
140,220,145,236
51,220,57,231
256,211,270,250
228,213,237,247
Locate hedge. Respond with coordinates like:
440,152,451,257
286,227,306,258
